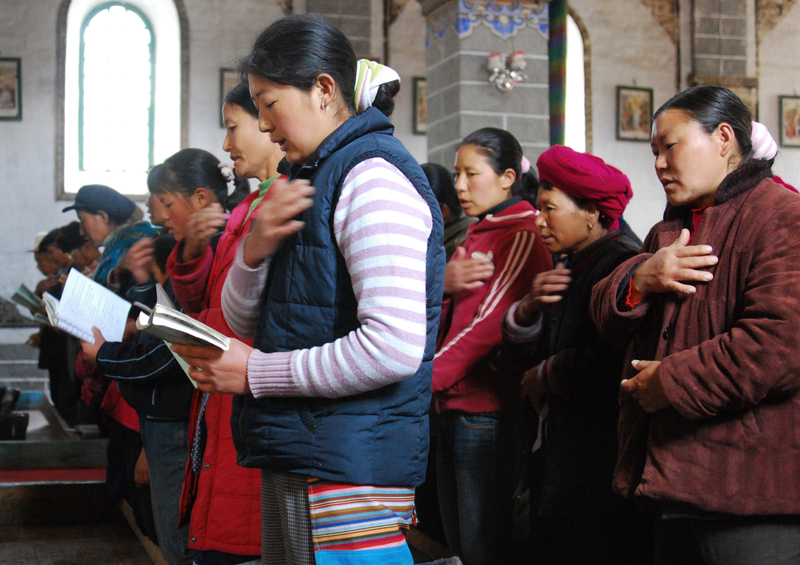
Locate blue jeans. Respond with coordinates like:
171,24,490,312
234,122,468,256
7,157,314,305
436,410,521,565
139,417,193,565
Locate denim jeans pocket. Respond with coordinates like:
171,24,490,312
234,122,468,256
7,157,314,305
458,412,498,431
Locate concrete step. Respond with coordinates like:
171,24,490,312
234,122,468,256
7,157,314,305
0,344,49,393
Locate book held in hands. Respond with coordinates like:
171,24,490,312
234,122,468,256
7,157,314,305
135,304,230,350
42,269,130,343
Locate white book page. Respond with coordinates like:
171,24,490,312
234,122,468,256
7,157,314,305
42,292,93,341
59,269,131,343
155,283,176,309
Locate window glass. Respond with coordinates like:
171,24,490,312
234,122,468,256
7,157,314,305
565,15,586,152
79,3,154,173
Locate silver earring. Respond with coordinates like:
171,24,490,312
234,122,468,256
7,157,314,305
321,100,328,112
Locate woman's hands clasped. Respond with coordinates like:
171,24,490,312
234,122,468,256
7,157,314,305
243,179,315,268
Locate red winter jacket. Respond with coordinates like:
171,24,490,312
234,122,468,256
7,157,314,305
172,188,270,555
433,200,552,413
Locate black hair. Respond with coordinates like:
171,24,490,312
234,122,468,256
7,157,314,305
422,163,461,216
155,148,250,212
538,180,613,229
241,14,398,118
147,163,166,195
459,128,539,204
224,81,258,119
654,85,752,159
55,221,88,253
37,228,62,254
151,234,177,275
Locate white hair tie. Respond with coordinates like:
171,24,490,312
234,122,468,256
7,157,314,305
218,162,235,182
751,121,778,160
354,59,401,115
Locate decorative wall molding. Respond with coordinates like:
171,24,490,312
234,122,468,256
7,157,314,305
424,0,548,42
757,0,798,41
639,0,679,45
457,1,548,39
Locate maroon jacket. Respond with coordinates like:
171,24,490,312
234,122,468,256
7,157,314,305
591,160,800,516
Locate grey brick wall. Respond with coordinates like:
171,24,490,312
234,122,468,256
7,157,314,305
423,0,550,168
694,0,748,76
307,0,373,59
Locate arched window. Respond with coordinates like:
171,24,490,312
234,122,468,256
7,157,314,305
565,14,588,152
79,3,154,173
59,0,183,198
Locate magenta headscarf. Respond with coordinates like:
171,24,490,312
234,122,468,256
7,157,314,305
537,145,633,230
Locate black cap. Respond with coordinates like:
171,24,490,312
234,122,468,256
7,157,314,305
62,184,137,223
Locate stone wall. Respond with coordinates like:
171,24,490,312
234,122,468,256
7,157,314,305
423,1,550,169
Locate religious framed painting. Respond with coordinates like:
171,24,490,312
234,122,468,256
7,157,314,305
779,95,800,147
616,85,652,142
219,68,239,127
413,77,427,135
0,58,21,121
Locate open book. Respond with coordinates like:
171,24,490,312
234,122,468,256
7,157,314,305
42,269,130,343
11,284,44,314
135,285,230,351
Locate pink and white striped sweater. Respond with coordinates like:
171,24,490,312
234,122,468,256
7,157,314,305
221,157,433,399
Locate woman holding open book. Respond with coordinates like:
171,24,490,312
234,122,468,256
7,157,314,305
160,86,285,565
65,184,161,551
172,15,444,565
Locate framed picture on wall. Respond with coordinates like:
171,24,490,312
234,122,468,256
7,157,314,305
219,68,239,127
779,95,800,147
616,86,652,141
413,77,427,135
0,58,21,121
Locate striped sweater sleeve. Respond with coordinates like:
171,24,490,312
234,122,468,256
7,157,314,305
241,158,432,399
220,245,270,339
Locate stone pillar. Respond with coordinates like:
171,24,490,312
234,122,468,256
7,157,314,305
420,0,551,167
306,0,376,58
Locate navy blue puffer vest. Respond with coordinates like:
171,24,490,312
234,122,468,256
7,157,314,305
231,108,445,487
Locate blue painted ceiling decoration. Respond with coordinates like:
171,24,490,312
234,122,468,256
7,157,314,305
426,0,549,49
458,1,549,39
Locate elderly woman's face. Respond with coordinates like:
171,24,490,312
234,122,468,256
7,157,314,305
77,210,113,246
651,109,733,209
535,186,595,255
